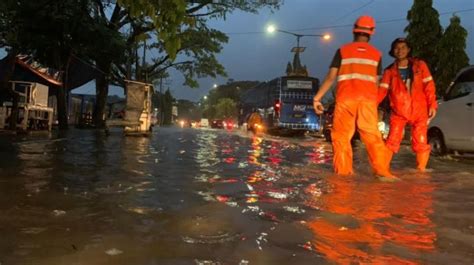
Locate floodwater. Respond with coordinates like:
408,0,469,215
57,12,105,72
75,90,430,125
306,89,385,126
0,127,473,265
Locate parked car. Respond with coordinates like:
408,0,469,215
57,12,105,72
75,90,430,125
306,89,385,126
428,65,474,156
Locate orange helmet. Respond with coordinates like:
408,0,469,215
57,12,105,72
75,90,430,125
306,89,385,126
353,15,376,35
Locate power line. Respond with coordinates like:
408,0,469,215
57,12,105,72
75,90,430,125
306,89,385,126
225,8,474,35
330,0,375,24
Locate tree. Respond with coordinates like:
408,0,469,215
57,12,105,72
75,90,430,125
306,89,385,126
162,89,175,125
0,0,112,129
2,1,281,129
176,99,201,121
202,104,216,120
98,1,280,127
203,81,259,107
434,15,470,95
91,0,195,127
0,0,20,128
215,98,237,120
200,81,259,120
405,0,442,74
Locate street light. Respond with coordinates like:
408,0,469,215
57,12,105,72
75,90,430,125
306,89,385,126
266,24,331,48
203,95,208,100
267,24,277,33
213,84,218,88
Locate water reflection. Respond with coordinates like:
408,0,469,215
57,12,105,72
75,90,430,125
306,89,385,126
122,136,151,175
306,144,332,165
305,175,436,264
267,141,283,165
17,140,55,193
4,128,471,264
195,132,219,169
248,135,263,166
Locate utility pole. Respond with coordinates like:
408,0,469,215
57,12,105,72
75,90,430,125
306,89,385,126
135,44,139,80
160,76,163,126
142,39,147,82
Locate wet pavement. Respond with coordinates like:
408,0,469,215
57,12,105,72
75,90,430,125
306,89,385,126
0,127,473,265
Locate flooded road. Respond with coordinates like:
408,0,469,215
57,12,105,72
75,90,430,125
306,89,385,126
0,127,473,265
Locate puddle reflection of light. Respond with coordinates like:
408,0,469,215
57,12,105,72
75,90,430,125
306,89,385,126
195,133,219,170
224,157,235,164
307,145,332,164
247,172,263,183
268,142,283,165
121,137,151,174
248,136,263,166
304,175,436,264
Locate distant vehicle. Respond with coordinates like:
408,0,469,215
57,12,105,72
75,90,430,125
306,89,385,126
200,118,209,128
239,76,321,135
246,111,265,133
178,119,191,128
211,119,224,129
428,65,474,155
223,119,237,130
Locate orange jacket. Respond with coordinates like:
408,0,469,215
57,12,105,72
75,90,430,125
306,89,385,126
378,58,437,120
336,42,382,102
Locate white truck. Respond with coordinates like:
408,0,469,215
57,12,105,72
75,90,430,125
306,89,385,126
105,80,154,136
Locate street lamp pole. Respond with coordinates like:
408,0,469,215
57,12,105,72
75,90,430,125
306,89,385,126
267,25,331,49
266,25,331,76
275,29,330,49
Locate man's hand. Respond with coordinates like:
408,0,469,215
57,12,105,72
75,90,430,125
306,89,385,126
427,107,437,124
313,100,324,115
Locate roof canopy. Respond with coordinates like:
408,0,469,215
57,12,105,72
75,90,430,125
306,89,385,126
0,54,102,91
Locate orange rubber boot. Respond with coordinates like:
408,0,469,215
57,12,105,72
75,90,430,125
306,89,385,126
416,151,430,172
375,149,400,181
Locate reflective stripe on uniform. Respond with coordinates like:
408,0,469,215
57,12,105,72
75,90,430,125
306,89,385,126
423,76,433,83
337,73,376,83
380,83,389,88
341,58,378,66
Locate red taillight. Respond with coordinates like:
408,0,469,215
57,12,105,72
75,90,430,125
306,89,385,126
274,100,281,113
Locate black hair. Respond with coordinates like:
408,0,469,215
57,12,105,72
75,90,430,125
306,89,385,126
353,32,371,41
389,38,412,57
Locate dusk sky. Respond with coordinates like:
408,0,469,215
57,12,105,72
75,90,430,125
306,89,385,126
2,1,473,101
169,0,474,102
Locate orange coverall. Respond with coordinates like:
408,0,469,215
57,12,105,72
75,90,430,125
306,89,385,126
332,42,392,176
378,58,437,170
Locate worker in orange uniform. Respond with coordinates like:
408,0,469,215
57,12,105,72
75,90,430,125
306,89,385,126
378,38,437,172
313,15,396,180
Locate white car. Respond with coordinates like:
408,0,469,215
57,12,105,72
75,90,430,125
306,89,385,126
428,65,474,155
200,118,209,128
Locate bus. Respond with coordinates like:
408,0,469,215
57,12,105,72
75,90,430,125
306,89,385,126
240,75,320,135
